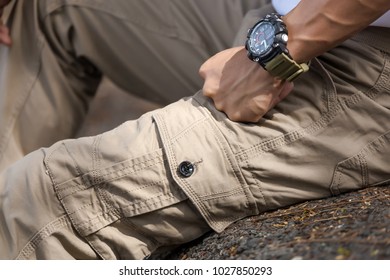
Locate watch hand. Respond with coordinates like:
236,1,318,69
263,40,268,50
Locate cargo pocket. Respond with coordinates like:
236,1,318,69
153,96,258,233
330,131,390,195
44,116,188,259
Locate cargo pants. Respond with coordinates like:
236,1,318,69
0,0,389,259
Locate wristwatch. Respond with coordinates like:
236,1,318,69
245,13,309,82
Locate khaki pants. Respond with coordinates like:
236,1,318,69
0,0,389,259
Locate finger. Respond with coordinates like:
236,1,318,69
201,70,220,98
0,24,12,46
198,62,207,80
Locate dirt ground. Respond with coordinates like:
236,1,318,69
79,79,390,260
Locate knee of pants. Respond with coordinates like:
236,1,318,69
37,0,102,79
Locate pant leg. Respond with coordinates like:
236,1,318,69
151,27,390,232
0,0,267,172
0,0,102,172
38,0,268,104
0,110,211,260
0,148,100,259
1,26,389,260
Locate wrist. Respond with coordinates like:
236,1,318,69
282,14,315,64
245,13,309,82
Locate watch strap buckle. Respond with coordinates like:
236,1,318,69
265,53,309,82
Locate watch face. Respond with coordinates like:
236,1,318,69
248,22,275,56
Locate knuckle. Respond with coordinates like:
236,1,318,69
213,100,225,112
202,86,218,98
229,111,243,122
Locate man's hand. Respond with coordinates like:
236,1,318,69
200,47,293,123
0,0,12,46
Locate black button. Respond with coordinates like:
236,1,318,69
178,161,195,177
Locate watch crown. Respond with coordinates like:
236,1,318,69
282,34,289,43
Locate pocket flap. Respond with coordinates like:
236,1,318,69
330,132,390,195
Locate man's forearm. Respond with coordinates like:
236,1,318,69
284,0,390,63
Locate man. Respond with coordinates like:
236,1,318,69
0,0,389,259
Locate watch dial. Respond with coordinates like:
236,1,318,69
248,22,275,56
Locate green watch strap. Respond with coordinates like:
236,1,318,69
265,53,309,82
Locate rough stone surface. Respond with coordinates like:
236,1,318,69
166,186,389,260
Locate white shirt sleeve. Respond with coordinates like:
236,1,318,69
272,0,389,28
271,0,300,15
